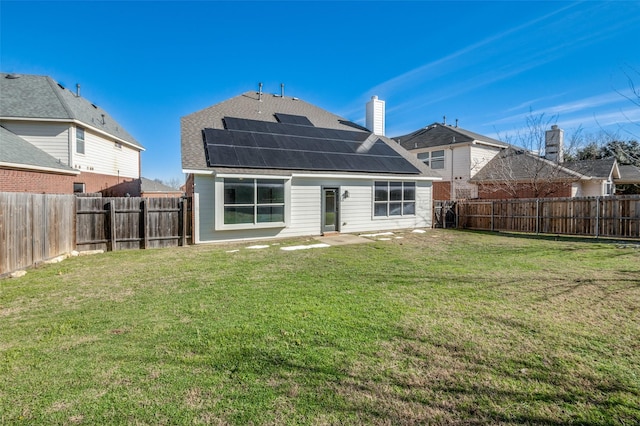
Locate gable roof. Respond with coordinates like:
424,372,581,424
393,122,507,150
0,125,78,174
471,147,619,183
182,91,435,177
470,148,578,182
140,177,183,193
563,158,619,180
0,73,143,150
617,164,640,184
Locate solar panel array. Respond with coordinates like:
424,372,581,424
203,116,420,174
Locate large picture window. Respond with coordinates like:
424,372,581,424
223,178,285,225
374,181,416,217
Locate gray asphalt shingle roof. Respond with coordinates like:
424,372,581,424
140,177,183,193
471,148,618,182
0,125,78,174
617,164,640,184
0,73,143,149
394,122,507,150
181,91,435,177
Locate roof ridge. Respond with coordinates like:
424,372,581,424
43,76,75,119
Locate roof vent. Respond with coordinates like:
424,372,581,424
258,82,263,101
5,73,21,79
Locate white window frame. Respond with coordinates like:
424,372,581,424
214,176,290,230
431,150,445,169
373,181,416,218
76,127,85,155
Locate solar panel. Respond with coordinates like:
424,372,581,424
203,118,420,174
275,113,314,127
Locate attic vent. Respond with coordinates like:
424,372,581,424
57,83,65,89
5,73,21,79
91,103,98,109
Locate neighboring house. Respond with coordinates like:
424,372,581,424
181,89,439,243
394,122,508,200
469,147,621,198
468,125,640,199
614,164,640,194
140,177,184,198
0,73,144,195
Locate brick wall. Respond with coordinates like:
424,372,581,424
0,169,140,196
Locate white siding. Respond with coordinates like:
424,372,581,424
1,121,70,165
469,145,501,178
193,174,433,243
73,126,139,178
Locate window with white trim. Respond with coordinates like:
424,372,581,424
223,178,285,225
431,150,445,169
417,152,429,166
76,127,85,154
374,181,416,217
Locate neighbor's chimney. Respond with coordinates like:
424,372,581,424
366,95,385,136
545,124,564,163
76,83,81,97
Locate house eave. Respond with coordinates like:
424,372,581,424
0,161,80,175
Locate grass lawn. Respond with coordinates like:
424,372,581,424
1,229,639,425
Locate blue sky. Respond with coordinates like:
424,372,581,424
2,1,639,183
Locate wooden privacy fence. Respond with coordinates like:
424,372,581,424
455,195,640,239
1,193,76,276
1,194,192,276
76,197,192,251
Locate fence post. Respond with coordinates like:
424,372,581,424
455,202,459,229
536,199,540,234
595,196,600,239
180,198,187,246
108,201,117,251
491,201,494,232
141,199,149,249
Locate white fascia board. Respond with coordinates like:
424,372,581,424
292,172,441,181
215,172,292,180
183,169,214,175
472,140,508,149
0,161,81,175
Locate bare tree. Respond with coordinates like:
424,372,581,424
475,113,584,198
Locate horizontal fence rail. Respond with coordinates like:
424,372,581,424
1,193,193,276
454,195,640,239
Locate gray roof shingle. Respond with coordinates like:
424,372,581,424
0,73,143,149
0,125,78,174
181,91,435,177
617,164,640,184
394,122,507,150
140,177,183,193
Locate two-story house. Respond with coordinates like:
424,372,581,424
393,122,508,200
0,73,144,195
